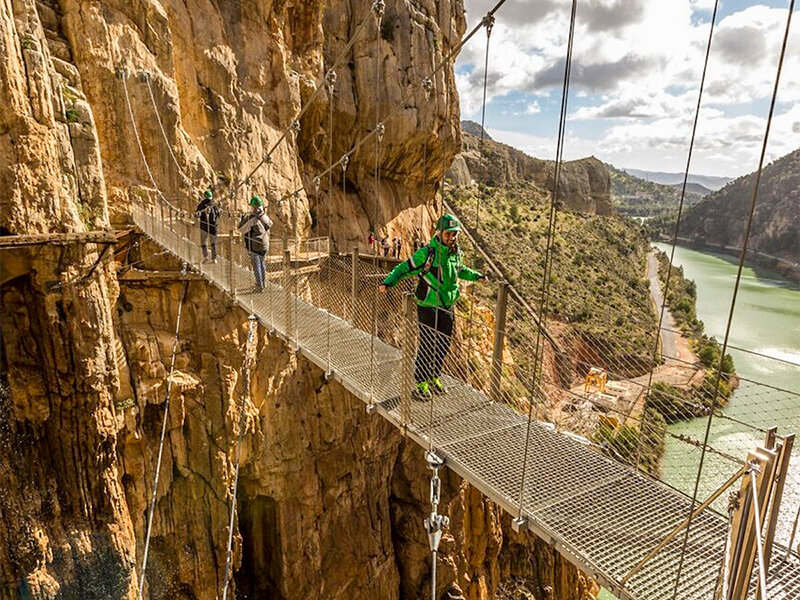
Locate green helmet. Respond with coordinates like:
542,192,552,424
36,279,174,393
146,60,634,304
204,189,213,199
250,195,263,207
436,213,461,232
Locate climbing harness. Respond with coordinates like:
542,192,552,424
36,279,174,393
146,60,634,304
220,315,259,600
137,280,189,599
423,451,448,600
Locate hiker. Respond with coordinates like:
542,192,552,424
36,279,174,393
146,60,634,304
195,189,220,263
367,232,375,251
381,235,390,257
379,214,485,400
413,237,422,252
238,195,273,290
395,236,403,258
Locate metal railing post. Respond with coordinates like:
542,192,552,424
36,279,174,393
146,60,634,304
401,293,415,428
184,219,192,265
228,228,236,298
284,248,292,340
490,281,509,403
351,243,359,325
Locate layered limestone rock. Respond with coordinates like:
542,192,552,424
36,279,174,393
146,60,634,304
1,0,598,598
453,131,613,216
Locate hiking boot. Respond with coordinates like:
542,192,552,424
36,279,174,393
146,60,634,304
430,376,448,395
412,381,432,401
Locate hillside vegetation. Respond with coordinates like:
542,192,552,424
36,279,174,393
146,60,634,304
608,164,704,218
651,149,800,279
446,181,657,376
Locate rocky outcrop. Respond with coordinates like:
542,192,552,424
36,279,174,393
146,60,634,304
1,0,597,599
451,132,613,216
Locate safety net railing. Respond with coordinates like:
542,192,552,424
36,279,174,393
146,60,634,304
131,195,800,599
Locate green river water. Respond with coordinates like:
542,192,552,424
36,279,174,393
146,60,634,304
600,244,800,599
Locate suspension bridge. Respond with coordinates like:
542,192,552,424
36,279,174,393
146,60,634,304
107,0,800,597
129,196,800,600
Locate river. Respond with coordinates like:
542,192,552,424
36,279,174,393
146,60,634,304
600,244,800,600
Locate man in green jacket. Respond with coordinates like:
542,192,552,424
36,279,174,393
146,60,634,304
379,214,485,400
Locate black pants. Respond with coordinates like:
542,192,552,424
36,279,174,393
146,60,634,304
415,305,454,384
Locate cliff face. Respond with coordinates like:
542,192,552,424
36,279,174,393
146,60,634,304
449,129,613,216
0,1,596,599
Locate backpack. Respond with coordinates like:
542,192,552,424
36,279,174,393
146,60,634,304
244,214,270,253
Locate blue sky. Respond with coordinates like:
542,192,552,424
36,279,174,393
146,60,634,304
457,0,799,176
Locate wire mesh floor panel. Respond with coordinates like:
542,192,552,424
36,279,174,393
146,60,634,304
132,213,800,600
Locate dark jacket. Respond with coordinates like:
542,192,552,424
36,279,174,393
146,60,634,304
195,198,221,234
238,208,273,254
382,235,482,308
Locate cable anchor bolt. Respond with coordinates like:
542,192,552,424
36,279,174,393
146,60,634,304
137,70,151,82
421,77,433,99
376,122,385,143
290,120,301,136
372,0,385,20
482,14,495,36
340,154,350,172
313,176,321,193
325,69,337,90
115,66,128,80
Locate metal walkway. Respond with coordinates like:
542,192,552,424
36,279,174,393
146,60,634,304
130,204,800,600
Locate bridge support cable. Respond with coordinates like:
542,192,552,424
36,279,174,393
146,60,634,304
142,71,194,187
423,451,449,600
515,0,577,528
322,69,337,377
220,315,259,600
475,15,494,231
713,493,740,600
635,0,721,476
137,280,189,599
749,466,770,598
118,68,187,219
367,0,385,412
621,462,748,586
673,3,795,595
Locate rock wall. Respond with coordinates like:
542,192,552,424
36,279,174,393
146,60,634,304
1,0,597,598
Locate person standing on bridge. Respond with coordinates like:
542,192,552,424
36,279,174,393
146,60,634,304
379,214,485,400
196,189,220,263
238,195,273,291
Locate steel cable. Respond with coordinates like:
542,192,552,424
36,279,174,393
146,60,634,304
672,2,795,594
220,315,258,600
515,0,577,522
637,0,722,474
137,280,189,599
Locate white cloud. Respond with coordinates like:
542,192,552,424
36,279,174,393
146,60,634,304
458,1,799,176
525,101,541,115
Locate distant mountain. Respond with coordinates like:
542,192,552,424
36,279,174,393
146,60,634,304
624,168,733,191
460,120,493,141
606,164,704,218
651,148,800,281
667,182,713,197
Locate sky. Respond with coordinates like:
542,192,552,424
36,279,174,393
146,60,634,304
456,0,799,177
